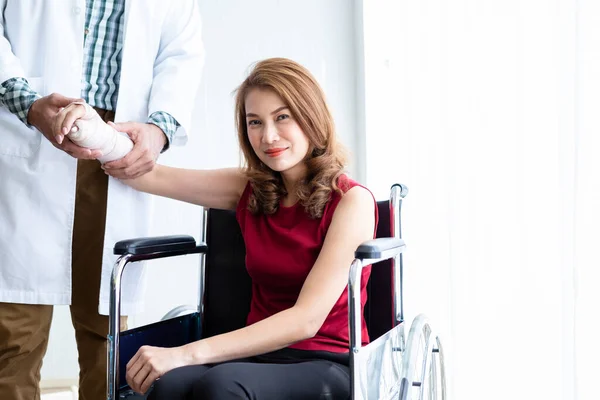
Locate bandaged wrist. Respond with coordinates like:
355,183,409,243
68,102,133,163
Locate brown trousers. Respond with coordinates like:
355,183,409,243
0,108,127,400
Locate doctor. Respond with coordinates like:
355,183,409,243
0,1,204,399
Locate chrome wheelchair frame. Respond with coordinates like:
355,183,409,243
106,184,446,400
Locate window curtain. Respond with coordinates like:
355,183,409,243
359,1,599,399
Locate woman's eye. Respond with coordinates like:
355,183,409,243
276,114,290,121
248,119,261,126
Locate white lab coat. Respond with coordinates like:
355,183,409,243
0,0,204,314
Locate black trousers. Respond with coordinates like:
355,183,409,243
147,348,350,400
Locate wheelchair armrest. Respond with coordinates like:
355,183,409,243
113,235,206,256
354,237,406,261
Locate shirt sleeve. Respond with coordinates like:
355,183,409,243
0,77,42,125
147,111,181,153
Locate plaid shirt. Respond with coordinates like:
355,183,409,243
0,0,179,147
0,78,41,123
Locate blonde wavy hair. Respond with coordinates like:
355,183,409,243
235,58,347,218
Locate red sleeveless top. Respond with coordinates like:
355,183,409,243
236,175,378,353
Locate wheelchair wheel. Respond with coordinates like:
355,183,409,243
161,305,198,321
400,314,447,400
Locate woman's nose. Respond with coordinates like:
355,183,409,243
262,123,280,144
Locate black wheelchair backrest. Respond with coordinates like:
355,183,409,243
201,200,398,342
202,208,251,338
364,201,395,340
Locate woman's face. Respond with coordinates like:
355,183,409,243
245,88,310,180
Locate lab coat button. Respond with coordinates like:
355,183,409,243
73,6,81,15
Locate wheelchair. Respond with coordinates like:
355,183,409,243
107,184,447,400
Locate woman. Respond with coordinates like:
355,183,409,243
105,58,377,399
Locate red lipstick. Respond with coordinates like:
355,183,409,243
264,148,287,157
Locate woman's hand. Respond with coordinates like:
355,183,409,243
125,345,192,394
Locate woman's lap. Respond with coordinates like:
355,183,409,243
147,358,350,400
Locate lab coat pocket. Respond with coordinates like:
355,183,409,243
0,77,44,158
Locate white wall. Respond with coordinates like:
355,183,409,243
41,0,359,382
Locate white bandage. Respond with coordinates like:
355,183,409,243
67,102,134,163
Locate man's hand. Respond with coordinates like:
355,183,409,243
27,93,102,159
102,122,167,179
125,345,190,395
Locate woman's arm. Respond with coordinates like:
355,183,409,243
119,165,248,210
125,185,376,394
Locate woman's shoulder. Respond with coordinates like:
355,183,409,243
339,178,375,209
326,175,376,214
325,175,378,234
336,174,373,198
